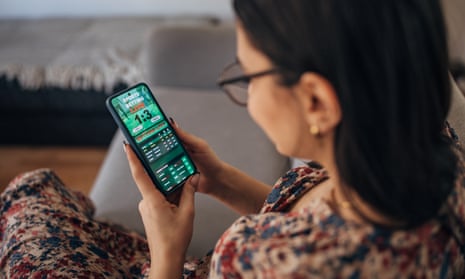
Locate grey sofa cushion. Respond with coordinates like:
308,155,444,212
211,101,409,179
443,0,465,63
90,87,289,257
443,0,465,145
142,23,236,90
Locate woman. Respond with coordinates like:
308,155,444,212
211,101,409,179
1,0,464,278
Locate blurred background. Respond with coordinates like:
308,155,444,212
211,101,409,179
0,0,232,18
0,0,233,194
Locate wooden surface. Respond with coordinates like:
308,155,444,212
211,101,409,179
0,146,107,195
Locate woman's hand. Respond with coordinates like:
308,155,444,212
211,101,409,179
170,118,228,196
125,143,198,279
171,119,272,214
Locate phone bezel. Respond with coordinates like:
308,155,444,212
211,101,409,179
105,82,197,196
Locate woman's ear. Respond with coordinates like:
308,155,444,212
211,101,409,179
293,72,342,135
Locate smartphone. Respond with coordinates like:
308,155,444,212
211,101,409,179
106,83,197,196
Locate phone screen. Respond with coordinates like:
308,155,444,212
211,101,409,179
107,83,196,194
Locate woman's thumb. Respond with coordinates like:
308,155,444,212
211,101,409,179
179,174,199,214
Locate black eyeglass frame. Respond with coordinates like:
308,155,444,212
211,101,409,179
217,62,280,106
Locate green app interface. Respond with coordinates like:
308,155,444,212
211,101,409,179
111,84,195,192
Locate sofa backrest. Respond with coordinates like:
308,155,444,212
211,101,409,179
143,23,236,90
443,0,465,63
443,0,465,148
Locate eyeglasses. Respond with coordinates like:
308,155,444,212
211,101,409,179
217,61,279,106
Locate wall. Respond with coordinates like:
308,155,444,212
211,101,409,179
0,0,232,18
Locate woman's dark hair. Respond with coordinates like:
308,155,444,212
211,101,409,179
233,0,459,227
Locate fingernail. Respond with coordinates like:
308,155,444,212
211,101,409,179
123,141,128,152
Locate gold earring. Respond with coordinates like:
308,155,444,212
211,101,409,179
310,125,320,136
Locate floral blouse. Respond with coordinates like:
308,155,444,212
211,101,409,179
1,157,465,278
202,163,465,278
